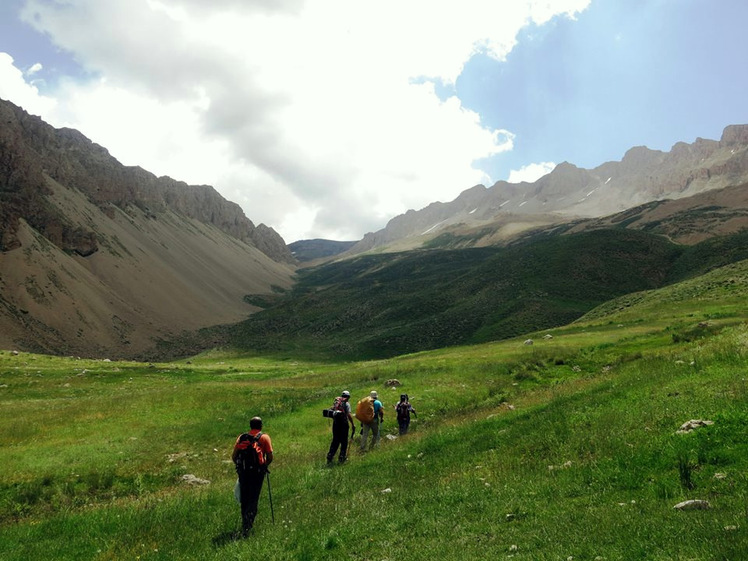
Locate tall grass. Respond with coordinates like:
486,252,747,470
2,293,748,558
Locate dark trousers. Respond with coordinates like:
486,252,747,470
239,471,265,533
398,420,410,435
327,421,349,462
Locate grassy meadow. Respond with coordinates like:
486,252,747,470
2,261,748,559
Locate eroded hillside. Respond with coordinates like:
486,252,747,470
0,98,295,358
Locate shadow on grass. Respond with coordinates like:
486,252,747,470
212,529,243,547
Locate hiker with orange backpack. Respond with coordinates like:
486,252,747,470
326,390,356,465
358,390,383,451
232,416,273,537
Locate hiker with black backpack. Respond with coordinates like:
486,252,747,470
232,416,273,537
326,390,356,465
395,394,417,435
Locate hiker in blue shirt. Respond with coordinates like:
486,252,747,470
360,390,383,451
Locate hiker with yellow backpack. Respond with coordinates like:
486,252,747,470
357,390,384,451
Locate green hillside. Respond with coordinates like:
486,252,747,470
230,228,748,361
230,229,687,359
287,239,357,262
664,229,748,282
2,259,748,559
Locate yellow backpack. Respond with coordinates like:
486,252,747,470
355,397,375,423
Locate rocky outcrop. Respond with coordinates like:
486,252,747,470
721,124,748,146
0,98,293,263
251,223,294,264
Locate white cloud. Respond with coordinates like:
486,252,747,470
507,161,556,184
0,53,56,115
27,62,43,75
7,0,590,242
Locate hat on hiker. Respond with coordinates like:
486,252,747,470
342,390,351,398
400,394,407,401
370,390,378,399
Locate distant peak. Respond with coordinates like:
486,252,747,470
621,145,662,167
553,161,577,171
462,184,487,194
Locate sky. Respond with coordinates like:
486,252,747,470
1,0,746,243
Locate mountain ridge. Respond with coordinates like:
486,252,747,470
0,98,293,263
343,124,748,255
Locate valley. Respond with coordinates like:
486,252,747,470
2,4,747,558
1,258,748,559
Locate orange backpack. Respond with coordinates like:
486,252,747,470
355,397,375,423
234,432,266,475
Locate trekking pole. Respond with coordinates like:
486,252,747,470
266,470,275,524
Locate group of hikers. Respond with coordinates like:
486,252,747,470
230,390,417,537
326,389,417,465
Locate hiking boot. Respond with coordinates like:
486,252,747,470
338,456,347,464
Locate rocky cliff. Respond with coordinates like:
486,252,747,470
0,98,293,263
0,98,295,358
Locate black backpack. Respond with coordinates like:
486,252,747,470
396,401,410,422
234,432,266,475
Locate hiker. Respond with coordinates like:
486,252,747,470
327,390,356,464
232,416,273,537
359,390,383,451
395,393,417,435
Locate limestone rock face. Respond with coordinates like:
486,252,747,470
721,124,748,146
0,99,293,263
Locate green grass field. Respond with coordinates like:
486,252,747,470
2,261,748,560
